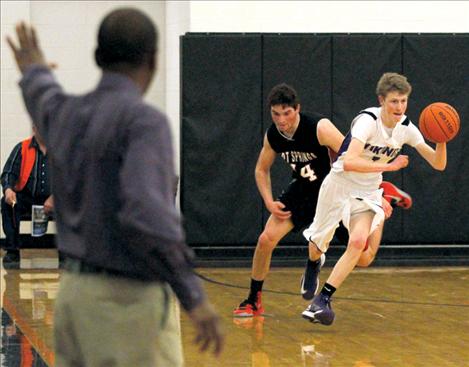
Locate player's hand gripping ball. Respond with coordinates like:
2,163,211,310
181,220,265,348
419,102,460,143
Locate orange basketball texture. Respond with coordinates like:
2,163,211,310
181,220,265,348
418,102,460,143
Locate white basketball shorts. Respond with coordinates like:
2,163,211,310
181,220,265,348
303,172,385,252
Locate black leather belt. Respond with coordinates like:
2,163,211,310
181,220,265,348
64,257,127,278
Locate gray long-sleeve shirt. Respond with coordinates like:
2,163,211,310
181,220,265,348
19,65,205,311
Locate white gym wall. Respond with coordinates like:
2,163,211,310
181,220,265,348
1,0,166,168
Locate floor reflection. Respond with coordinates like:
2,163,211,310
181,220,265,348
232,316,339,367
1,311,48,367
300,343,333,367
1,263,58,367
231,315,384,367
233,316,269,367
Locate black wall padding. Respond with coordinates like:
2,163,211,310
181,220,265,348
332,35,404,243
402,35,469,243
332,35,402,131
262,35,332,243
181,35,263,245
181,33,469,246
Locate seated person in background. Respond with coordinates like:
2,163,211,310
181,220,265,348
1,125,53,264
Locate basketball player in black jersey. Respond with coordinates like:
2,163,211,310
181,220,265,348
233,84,411,317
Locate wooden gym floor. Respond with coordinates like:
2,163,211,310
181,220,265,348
1,249,468,366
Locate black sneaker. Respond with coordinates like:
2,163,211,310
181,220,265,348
300,253,326,301
2,250,20,269
302,293,335,325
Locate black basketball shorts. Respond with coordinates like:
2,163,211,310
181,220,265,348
277,178,349,244
277,179,320,232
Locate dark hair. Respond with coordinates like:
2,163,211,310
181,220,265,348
267,83,299,108
95,8,157,68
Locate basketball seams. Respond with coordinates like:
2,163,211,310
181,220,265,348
419,107,432,142
429,105,450,141
437,102,461,139
419,107,433,142
423,106,446,142
440,104,460,136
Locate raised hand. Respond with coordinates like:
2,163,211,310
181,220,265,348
6,21,48,73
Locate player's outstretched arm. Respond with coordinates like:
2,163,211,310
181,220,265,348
415,142,446,171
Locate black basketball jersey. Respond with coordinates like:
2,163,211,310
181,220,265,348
267,112,332,185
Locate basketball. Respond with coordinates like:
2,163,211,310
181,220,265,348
418,102,460,143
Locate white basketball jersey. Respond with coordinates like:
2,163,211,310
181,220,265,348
332,107,424,187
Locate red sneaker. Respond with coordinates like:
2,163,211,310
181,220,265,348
233,291,264,317
380,181,412,209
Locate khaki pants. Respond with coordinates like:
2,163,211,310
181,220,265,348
54,271,183,367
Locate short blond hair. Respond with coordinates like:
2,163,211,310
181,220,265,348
376,72,412,97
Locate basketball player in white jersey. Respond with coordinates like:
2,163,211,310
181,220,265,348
233,83,412,318
302,72,447,325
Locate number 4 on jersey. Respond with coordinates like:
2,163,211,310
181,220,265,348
290,164,317,182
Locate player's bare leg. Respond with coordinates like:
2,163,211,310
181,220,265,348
251,215,294,280
308,241,323,262
234,215,293,317
302,211,373,325
326,211,374,288
356,221,384,267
